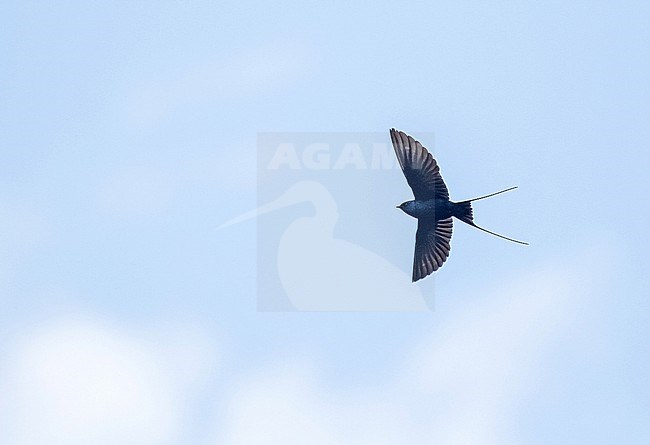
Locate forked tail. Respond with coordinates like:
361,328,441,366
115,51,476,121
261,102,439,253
453,186,528,245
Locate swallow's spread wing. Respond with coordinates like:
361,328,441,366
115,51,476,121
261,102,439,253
390,129,449,201
413,217,453,282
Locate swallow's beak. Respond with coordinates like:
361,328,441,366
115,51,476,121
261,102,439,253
396,205,400,208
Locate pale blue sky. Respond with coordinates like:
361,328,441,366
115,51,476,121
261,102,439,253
1,1,649,443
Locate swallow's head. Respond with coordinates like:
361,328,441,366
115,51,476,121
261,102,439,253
396,200,416,216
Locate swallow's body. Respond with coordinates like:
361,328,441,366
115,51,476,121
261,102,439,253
398,199,455,220
390,129,526,282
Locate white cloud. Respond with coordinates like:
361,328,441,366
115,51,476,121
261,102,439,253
398,266,581,444
0,318,217,445
0,251,604,444
220,362,344,445
143,320,220,400
216,253,599,444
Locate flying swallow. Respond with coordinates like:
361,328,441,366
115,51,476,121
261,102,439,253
391,129,527,282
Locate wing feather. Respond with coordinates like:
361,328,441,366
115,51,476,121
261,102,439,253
412,217,453,282
390,129,449,201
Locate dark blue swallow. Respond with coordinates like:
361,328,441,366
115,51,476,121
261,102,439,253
391,129,527,281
